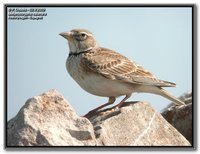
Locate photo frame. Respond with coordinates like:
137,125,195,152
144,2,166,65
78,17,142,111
5,4,195,150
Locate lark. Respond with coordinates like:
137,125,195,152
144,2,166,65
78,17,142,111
60,28,185,116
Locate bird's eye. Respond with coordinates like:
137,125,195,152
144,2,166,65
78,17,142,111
74,32,87,41
81,33,87,39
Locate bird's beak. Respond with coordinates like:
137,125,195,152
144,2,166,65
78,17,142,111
59,31,73,41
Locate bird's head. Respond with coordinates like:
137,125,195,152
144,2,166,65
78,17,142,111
59,29,97,54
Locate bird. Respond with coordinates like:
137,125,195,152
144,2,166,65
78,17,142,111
59,28,185,117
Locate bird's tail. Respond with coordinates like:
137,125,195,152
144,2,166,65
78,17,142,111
138,85,185,106
158,87,185,106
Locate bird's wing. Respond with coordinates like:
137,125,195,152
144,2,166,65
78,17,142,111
81,47,175,87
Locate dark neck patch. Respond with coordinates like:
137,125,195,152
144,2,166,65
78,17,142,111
69,50,90,57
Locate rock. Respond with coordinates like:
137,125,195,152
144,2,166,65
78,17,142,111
162,91,192,144
7,90,191,146
7,90,96,146
179,91,192,104
89,102,191,146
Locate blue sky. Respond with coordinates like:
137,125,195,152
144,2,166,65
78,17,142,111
7,7,192,120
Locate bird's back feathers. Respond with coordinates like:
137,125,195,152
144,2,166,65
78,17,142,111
81,47,176,87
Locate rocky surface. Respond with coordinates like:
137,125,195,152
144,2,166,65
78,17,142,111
7,90,96,146
7,90,191,146
90,102,190,146
162,91,192,144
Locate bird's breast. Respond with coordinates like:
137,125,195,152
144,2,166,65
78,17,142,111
66,55,136,97
66,55,82,78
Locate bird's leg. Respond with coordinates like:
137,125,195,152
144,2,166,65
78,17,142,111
115,94,131,108
91,97,116,112
84,97,116,118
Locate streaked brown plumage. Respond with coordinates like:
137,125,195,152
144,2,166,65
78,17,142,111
60,28,185,117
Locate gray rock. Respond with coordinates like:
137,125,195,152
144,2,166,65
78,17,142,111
7,90,191,146
7,89,96,146
162,91,192,144
90,102,191,146
179,91,192,104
